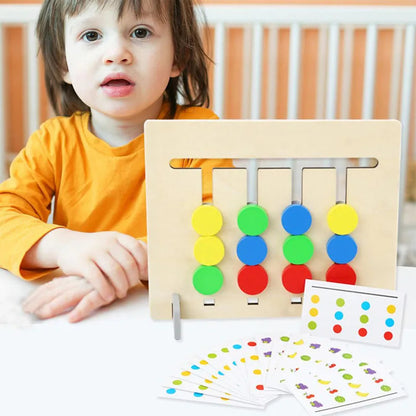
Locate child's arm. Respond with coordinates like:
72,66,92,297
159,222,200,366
22,228,148,303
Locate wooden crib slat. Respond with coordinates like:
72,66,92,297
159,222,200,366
362,24,378,119
325,24,340,119
250,23,263,119
288,23,301,119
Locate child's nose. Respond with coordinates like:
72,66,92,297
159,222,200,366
103,38,133,65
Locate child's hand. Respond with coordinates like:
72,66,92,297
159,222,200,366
24,229,148,303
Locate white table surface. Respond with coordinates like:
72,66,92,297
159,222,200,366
0,266,415,416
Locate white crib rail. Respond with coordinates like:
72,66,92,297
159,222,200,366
1,4,416,228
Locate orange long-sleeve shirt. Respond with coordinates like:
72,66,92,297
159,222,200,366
0,104,228,280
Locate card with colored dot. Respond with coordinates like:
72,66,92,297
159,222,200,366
301,280,405,347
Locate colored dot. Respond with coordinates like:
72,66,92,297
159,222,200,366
204,379,213,384
282,235,314,264
237,204,269,235
361,301,370,311
334,311,344,320
250,355,259,360
193,236,225,266
385,318,394,327
200,360,208,365
166,388,176,395
221,347,229,353
220,397,230,401
327,203,358,235
327,234,358,264
335,396,346,403
193,392,203,398
311,295,320,304
233,344,242,349
308,321,317,330
342,353,353,359
198,385,208,391
218,371,224,376
309,308,318,317
301,355,311,361
358,328,368,337
281,204,312,235
223,365,231,371
181,371,191,376
191,365,200,370
236,235,268,266
384,331,393,341
192,265,224,295
381,385,392,392
256,385,264,391
360,315,369,324
191,204,223,236
248,341,257,347
343,374,353,380
237,265,268,295
280,336,290,342
336,298,345,307
172,380,182,385
253,369,262,375
333,324,342,333
387,305,396,314
326,264,357,285
281,264,312,294
207,353,217,359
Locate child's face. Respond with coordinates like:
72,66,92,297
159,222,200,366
62,1,180,123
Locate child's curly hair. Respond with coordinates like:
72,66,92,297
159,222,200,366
36,0,211,119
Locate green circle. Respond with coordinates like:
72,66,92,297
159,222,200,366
173,380,182,385
342,353,353,359
301,355,311,361
381,385,391,392
193,265,224,295
336,298,345,307
199,385,208,390
343,374,353,380
360,315,369,324
282,235,314,264
237,204,269,235
280,336,290,342
335,396,346,403
207,353,217,359
308,321,317,330
221,348,229,353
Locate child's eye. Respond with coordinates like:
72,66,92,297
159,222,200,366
131,27,151,39
81,31,101,42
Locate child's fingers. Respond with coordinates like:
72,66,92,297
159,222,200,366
67,290,106,323
94,251,130,298
108,244,141,289
82,261,116,302
116,235,148,280
35,284,93,319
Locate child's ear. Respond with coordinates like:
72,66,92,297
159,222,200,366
62,71,72,84
170,63,181,78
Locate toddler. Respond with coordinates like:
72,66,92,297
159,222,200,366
0,0,228,322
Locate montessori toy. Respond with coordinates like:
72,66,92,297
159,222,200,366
145,120,401,325
159,332,405,412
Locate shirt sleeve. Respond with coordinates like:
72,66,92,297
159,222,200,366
0,126,63,280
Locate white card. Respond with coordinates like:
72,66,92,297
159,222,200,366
301,280,405,347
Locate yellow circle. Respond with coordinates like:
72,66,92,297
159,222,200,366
327,203,358,235
387,304,396,314
240,358,246,363
199,360,208,365
223,365,231,371
253,369,262,375
194,236,225,266
250,355,259,361
204,379,213,384
192,205,223,236
181,371,191,376
311,295,320,304
309,308,319,317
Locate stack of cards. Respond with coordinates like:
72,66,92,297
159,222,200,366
160,333,406,414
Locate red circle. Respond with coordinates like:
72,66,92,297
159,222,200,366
384,331,393,341
358,328,367,337
326,264,357,285
237,265,268,295
282,264,312,294
248,341,257,347
333,324,342,333
256,385,264,391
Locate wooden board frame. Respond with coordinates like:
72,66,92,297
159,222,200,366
144,120,401,320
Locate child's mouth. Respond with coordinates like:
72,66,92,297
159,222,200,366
101,78,135,97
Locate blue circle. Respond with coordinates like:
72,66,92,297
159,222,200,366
166,388,176,395
236,235,267,266
233,344,242,350
193,392,204,397
361,301,370,311
191,365,200,370
218,371,224,376
385,318,395,327
334,311,344,320
281,204,312,235
326,234,358,264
